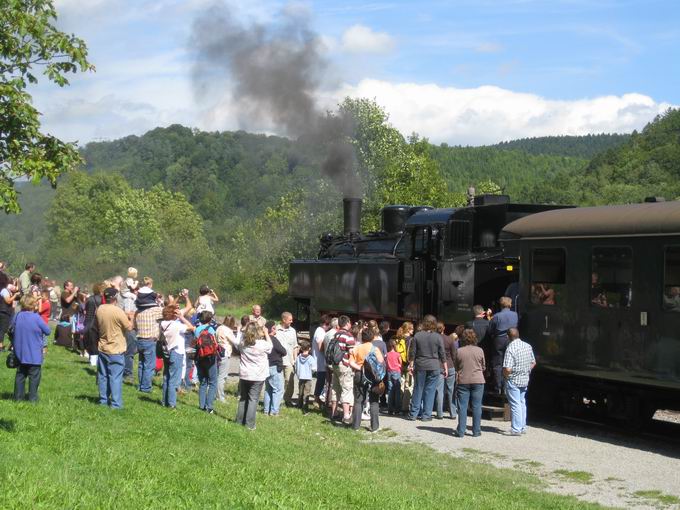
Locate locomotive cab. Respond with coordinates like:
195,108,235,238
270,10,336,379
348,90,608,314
396,197,532,325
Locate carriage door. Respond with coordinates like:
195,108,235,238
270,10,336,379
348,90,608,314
526,247,567,366
589,246,634,370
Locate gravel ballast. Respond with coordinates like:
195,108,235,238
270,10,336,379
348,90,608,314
370,413,680,509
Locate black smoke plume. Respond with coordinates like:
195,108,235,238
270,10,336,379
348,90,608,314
190,3,359,197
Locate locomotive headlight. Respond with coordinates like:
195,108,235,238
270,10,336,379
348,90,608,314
506,265,514,271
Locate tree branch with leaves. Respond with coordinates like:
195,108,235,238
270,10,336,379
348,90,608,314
0,0,94,213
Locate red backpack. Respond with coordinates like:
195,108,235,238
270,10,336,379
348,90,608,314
195,327,218,360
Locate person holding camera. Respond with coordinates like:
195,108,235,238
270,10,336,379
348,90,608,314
195,285,219,314
236,322,272,430
0,272,20,353
159,303,195,409
60,280,80,321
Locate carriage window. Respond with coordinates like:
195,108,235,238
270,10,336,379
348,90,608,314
663,246,680,312
531,248,565,306
591,247,632,308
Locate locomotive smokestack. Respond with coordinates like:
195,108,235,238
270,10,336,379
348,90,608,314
343,198,362,236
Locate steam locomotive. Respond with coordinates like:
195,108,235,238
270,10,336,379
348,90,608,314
289,194,564,326
289,196,680,423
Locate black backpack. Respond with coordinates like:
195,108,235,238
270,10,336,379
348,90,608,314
325,332,346,367
155,323,172,361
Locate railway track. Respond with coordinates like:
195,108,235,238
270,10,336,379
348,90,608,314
532,409,680,450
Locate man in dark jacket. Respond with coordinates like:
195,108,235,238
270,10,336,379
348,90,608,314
407,315,447,421
487,296,518,394
467,305,490,349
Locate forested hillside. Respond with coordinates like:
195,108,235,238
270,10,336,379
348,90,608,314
524,108,680,205
492,133,630,158
80,125,325,227
430,144,588,201
2,103,678,306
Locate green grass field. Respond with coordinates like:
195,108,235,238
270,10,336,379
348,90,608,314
0,346,604,509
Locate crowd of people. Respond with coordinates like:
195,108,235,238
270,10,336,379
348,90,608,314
0,262,536,436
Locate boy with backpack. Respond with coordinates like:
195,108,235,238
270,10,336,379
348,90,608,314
348,328,385,432
191,311,220,414
294,340,316,415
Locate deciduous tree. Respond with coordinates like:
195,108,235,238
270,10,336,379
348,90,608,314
0,0,94,212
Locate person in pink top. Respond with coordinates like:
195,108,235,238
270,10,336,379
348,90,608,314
385,339,403,415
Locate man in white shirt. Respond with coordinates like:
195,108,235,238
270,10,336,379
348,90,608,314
276,311,298,407
249,304,266,328
503,328,536,436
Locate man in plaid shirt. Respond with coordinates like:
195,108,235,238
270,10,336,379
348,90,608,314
502,328,536,435
134,297,162,393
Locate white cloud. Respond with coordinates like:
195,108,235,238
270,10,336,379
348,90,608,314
334,79,676,145
341,24,396,54
37,77,676,147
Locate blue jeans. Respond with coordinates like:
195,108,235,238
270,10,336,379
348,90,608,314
387,371,402,414
197,358,218,411
136,339,156,392
97,353,125,409
162,350,183,408
436,370,457,418
505,379,528,433
124,330,137,378
314,370,327,398
263,366,284,415
456,383,484,436
409,369,439,420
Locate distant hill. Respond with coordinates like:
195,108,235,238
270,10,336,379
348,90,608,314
582,108,680,202
521,108,680,205
79,124,326,229
429,144,588,202
491,134,630,159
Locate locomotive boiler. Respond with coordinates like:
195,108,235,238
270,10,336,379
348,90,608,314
289,195,566,328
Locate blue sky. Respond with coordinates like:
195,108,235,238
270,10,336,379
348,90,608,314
40,0,679,146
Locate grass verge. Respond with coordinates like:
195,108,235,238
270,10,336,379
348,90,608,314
0,346,605,509
634,490,680,505
554,469,595,483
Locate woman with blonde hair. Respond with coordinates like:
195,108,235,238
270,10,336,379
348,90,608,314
235,322,272,430
11,295,51,401
394,321,413,412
